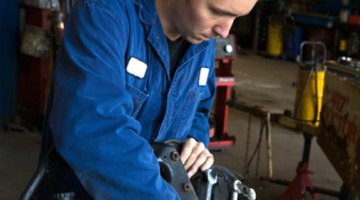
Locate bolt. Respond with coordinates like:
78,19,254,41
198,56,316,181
183,182,192,192
170,151,179,161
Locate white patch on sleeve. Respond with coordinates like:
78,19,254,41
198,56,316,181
126,57,147,79
199,67,209,86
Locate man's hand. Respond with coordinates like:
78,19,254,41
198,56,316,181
180,138,214,178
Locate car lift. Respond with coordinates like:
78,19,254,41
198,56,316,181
209,35,237,149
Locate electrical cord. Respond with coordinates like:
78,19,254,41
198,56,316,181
244,117,267,177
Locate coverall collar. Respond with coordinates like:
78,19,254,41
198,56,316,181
134,0,158,25
134,0,211,81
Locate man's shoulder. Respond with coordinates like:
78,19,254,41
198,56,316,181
73,0,137,21
75,0,134,11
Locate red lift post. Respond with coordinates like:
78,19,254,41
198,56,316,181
209,34,237,149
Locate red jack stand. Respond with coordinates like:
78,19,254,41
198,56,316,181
281,133,319,200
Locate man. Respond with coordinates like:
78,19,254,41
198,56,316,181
41,0,257,199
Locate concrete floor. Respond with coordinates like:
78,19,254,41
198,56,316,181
0,53,342,199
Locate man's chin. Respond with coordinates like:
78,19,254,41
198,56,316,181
185,36,208,44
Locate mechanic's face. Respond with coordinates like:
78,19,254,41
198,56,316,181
173,0,257,44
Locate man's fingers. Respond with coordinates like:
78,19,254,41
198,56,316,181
200,154,214,171
185,149,207,174
180,138,196,164
183,141,205,170
186,151,213,178
180,138,215,178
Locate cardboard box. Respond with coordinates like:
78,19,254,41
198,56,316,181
318,72,360,194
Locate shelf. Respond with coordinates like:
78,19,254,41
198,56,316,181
338,22,360,32
293,11,337,28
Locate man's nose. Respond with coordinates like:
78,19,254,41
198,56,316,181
213,19,234,38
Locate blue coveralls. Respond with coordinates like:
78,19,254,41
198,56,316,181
42,0,216,199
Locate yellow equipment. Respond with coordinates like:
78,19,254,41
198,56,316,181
267,16,283,57
294,41,327,127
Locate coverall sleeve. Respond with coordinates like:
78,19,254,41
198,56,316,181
48,3,180,199
187,42,217,147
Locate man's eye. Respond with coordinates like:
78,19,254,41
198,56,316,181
210,8,225,16
213,10,226,16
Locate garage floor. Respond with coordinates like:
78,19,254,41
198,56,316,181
0,52,342,199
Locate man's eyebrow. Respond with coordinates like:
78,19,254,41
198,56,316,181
210,6,239,17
